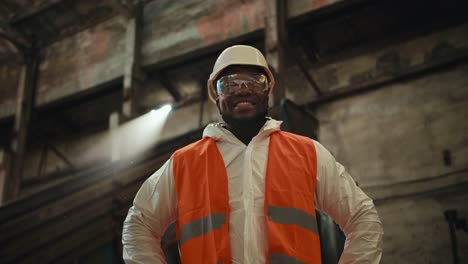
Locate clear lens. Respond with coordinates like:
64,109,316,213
216,73,269,95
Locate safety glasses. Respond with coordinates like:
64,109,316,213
216,73,269,95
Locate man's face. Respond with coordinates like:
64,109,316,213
215,65,270,125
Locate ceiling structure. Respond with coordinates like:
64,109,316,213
0,0,158,62
0,0,467,148
0,0,140,145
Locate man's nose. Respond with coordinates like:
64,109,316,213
236,82,252,95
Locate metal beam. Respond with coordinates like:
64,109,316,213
0,50,22,64
48,143,76,171
9,0,65,25
156,71,182,102
122,3,143,118
0,31,26,54
288,40,323,96
0,21,31,53
0,149,12,205
265,0,288,107
2,48,40,202
306,54,468,106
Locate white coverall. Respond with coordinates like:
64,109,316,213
122,118,384,263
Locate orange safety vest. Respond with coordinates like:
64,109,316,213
173,131,321,264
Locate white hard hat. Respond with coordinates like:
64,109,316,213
207,45,275,103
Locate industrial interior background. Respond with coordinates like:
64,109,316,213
0,0,467,263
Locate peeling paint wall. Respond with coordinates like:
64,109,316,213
378,189,468,264
315,60,468,264
36,16,127,106
315,53,468,187
141,0,344,66
285,23,468,105
142,0,265,65
311,23,468,93
0,0,345,120
289,0,344,17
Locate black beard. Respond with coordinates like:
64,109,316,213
221,110,268,129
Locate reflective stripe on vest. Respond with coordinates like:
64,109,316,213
267,205,318,235
180,213,226,244
270,253,304,264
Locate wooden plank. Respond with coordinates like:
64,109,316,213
17,215,114,264
0,196,113,263
54,230,114,264
1,157,166,261
0,149,169,249
0,178,113,243
0,163,112,223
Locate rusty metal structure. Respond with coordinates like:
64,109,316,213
0,0,468,263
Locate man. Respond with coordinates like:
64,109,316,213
122,45,383,263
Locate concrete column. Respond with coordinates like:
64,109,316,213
122,4,144,119
109,112,121,162
3,50,39,202
0,149,12,205
265,0,288,107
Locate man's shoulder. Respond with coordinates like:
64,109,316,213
275,131,315,146
174,137,215,157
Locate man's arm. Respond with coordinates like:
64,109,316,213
122,158,177,264
313,140,384,264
